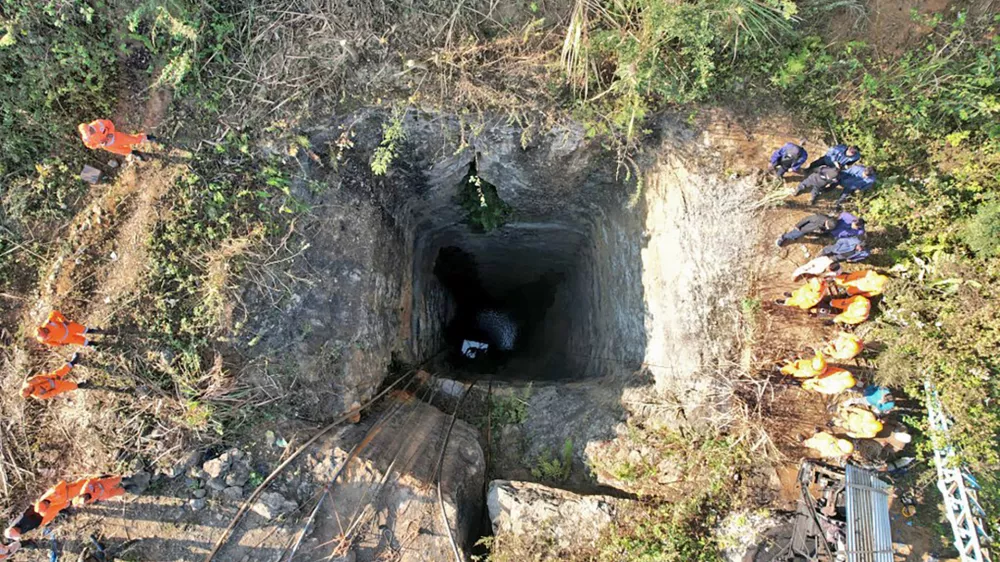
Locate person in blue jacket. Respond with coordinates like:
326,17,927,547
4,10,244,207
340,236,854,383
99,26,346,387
806,144,860,173
829,212,866,239
819,236,870,262
836,165,876,204
768,142,807,178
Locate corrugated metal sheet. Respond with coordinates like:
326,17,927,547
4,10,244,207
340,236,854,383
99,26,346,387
845,463,894,562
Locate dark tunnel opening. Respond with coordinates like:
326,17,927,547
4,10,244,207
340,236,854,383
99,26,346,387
433,245,567,378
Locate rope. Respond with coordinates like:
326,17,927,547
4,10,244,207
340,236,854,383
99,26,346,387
203,369,420,562
436,380,477,562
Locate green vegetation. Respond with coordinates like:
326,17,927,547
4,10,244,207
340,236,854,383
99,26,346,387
531,438,574,483
563,0,798,155
596,434,749,561
371,111,406,176
489,385,531,426
0,0,117,178
460,169,512,232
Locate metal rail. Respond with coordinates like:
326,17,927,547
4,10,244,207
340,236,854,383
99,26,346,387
925,381,993,562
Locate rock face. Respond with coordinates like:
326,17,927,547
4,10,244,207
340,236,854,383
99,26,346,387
487,480,618,556
305,397,486,562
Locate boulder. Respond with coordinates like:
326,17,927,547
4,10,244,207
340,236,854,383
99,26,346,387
487,480,618,556
203,457,229,479
122,471,151,495
305,398,485,562
166,450,203,479
206,477,228,492
252,492,297,520
222,486,244,501
225,463,250,487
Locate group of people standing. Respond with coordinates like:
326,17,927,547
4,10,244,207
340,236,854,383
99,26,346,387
0,310,131,558
0,118,156,559
766,140,908,463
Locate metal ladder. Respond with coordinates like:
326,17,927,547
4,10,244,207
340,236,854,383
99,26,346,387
925,381,993,562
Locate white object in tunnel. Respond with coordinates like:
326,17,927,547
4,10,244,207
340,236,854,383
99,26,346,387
462,340,489,359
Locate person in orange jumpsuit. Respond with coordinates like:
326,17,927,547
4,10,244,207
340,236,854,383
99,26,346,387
21,353,80,400
822,332,864,361
802,367,856,394
35,310,103,347
777,278,827,310
834,270,889,297
78,119,153,156
74,475,125,506
34,479,87,528
780,352,827,378
829,295,871,325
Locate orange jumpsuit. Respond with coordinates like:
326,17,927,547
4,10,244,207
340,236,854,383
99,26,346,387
785,278,826,310
20,363,77,400
74,476,125,506
834,270,889,297
803,432,854,458
802,367,856,394
831,295,871,325
34,479,86,527
78,119,147,156
780,352,827,379
35,310,88,347
838,406,883,439
822,332,863,361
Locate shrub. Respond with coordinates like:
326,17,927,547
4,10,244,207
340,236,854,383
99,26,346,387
0,1,117,178
962,200,1000,258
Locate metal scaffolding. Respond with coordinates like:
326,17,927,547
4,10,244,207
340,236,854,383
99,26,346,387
925,381,993,562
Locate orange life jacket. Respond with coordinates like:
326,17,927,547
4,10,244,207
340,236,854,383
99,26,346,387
802,367,856,394
20,364,77,400
835,270,889,297
780,352,827,379
78,119,146,156
804,432,854,458
831,295,871,325
822,332,863,360
785,278,826,310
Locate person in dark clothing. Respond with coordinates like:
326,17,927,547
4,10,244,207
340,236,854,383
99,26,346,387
793,165,841,204
806,144,860,173
829,212,865,239
768,142,808,178
776,214,839,247
836,165,876,205
820,236,870,262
